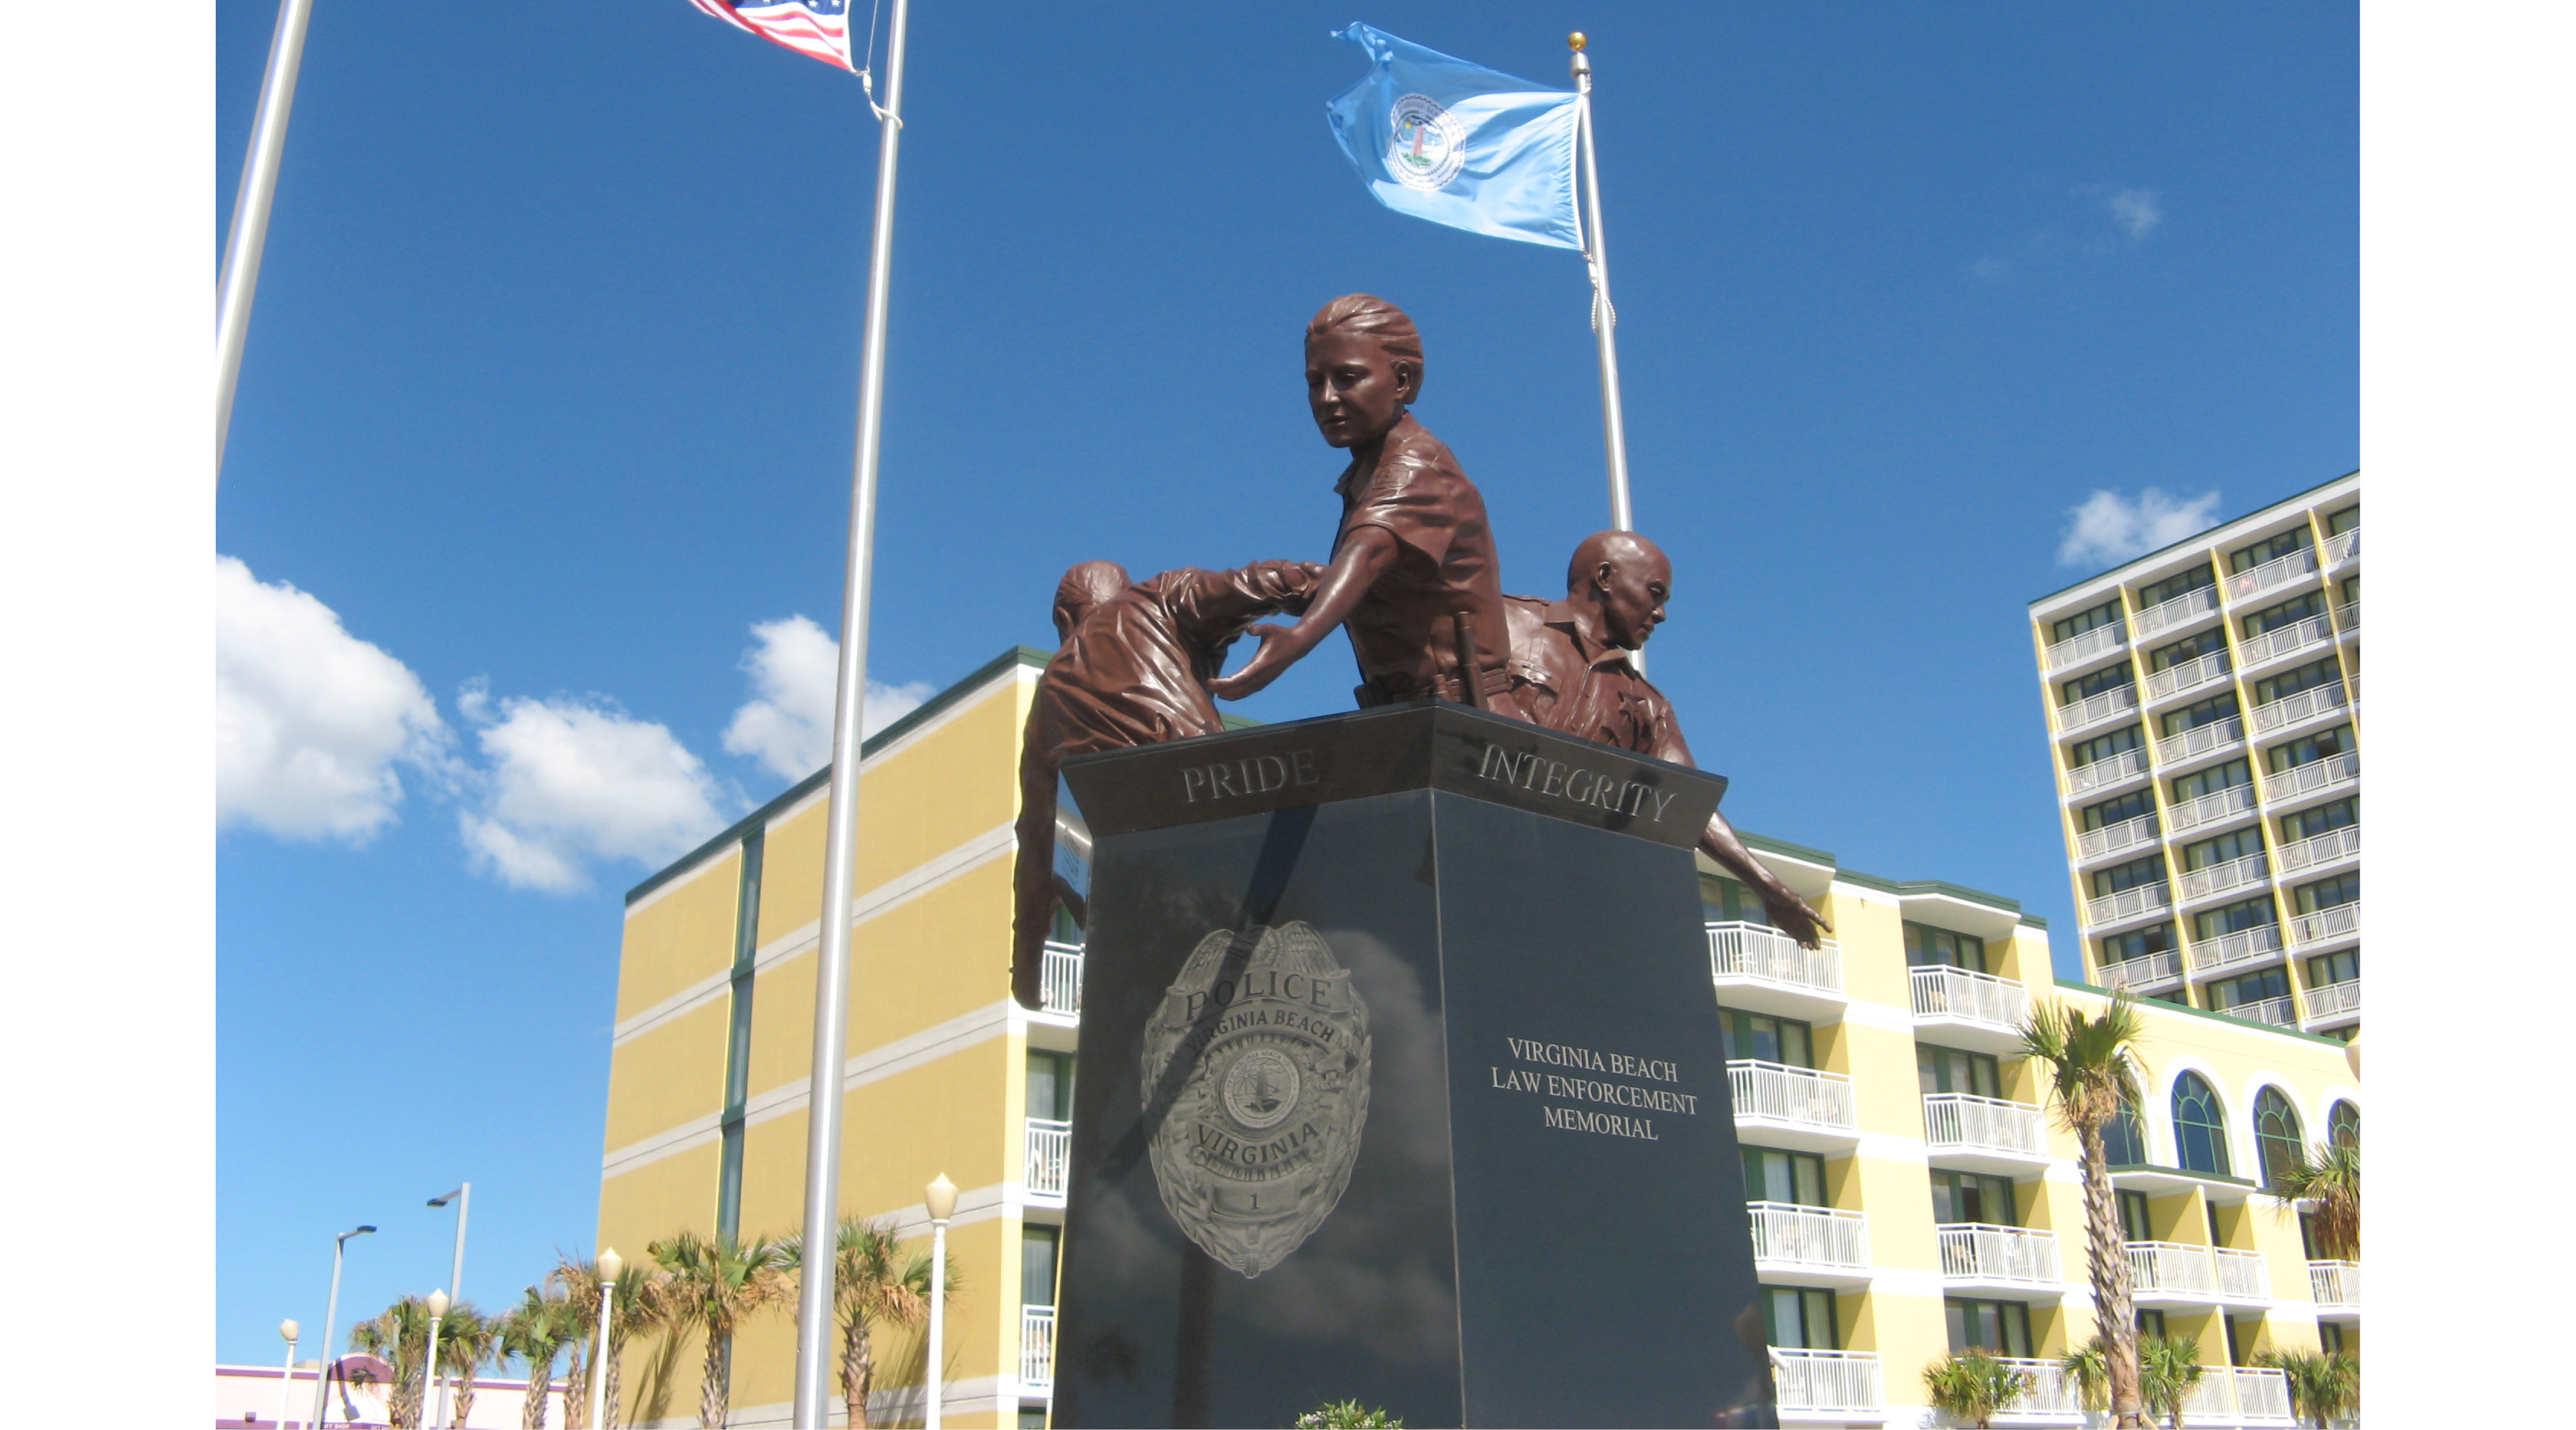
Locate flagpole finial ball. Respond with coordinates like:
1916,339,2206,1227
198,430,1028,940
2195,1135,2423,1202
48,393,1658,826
1568,32,1587,52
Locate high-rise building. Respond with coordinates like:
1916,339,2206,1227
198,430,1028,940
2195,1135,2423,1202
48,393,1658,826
2027,473,2361,1039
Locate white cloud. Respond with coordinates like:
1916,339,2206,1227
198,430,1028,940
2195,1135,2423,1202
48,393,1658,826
721,615,934,780
2057,488,2225,568
459,690,733,893
217,555,451,841
2104,187,2164,240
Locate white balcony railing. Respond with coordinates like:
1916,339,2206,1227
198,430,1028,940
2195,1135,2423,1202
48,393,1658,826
2179,851,2269,904
2309,1259,2361,1311
1040,940,1084,1015
2226,546,2320,603
1728,1061,1858,1134
2156,716,2245,766
2236,1366,2295,1423
2238,611,2337,668
2127,1241,2217,1297
1937,1224,2061,1285
2085,882,2172,927
1747,1201,1871,1271
1991,1359,2082,1419
2145,651,2233,703
1924,1094,2050,1160
2133,584,2221,639
2323,525,2360,566
2266,751,2360,803
2303,979,2361,1025
2077,812,2161,861
2337,598,2361,634
2224,995,2299,1029
2288,901,2361,950
2276,824,2361,874
2099,948,2182,990
2251,680,2348,734
1707,922,1844,998
1020,1305,1056,1390
1025,1117,1071,1199
2064,745,2148,797
2170,782,2259,835
2216,1246,2270,1300
2177,1373,2237,1421
2057,683,2140,735
2044,623,2127,671
2195,923,2284,975
1771,1349,1882,1414
1910,966,2031,1032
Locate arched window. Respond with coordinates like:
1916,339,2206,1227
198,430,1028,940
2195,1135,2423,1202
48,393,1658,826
2327,1100,2360,1147
2254,1087,2305,1188
2171,1072,2230,1176
2102,1104,2149,1166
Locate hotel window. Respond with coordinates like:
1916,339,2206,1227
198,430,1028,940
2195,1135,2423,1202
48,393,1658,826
2337,573,2358,607
2294,871,2360,913
2281,796,2357,842
2180,828,2264,872
2223,1314,2256,1366
1027,1050,1074,1122
2069,723,2145,767
2242,590,2327,637
2230,525,2314,572
2171,757,2252,804
2326,504,2360,535
2091,854,2167,898
1919,1045,2002,1099
2254,656,2344,705
2148,629,2227,671
1700,874,1772,927
2119,1190,2153,1241
1762,1287,1839,1350
2080,790,2154,833
1945,1298,2033,1358
2193,893,2279,942
2136,1309,2168,1338
2160,691,2240,737
2306,947,2358,989
1905,922,1988,972
2060,660,2136,707
2099,922,2175,967
2209,966,2289,1015
1743,1146,1828,1207
2254,1087,2305,1190
1022,1225,1060,1309
1720,1010,1814,1068
2319,1324,2346,1355
2328,1101,2360,1151
2266,724,2355,773
2138,563,2217,608
2106,1107,2149,1167
2171,1073,2232,1177
2052,599,2124,644
1931,1170,2017,1225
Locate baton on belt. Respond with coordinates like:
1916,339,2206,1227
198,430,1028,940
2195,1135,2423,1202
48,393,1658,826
1450,611,1489,711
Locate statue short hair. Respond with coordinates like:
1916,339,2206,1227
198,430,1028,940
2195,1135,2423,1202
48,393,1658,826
1053,561,1130,642
1566,530,1668,594
1307,294,1426,386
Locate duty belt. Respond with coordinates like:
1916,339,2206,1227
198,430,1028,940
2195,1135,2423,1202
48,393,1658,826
1352,665,1513,710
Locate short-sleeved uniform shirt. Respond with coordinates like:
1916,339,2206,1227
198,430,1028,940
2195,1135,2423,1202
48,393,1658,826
1333,414,1511,692
1502,594,1697,767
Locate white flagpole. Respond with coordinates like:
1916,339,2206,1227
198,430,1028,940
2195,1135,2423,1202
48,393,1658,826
793,0,912,1422
1570,33,1642,671
216,0,317,485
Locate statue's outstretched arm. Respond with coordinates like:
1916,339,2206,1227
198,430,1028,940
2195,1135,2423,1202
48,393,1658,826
1209,527,1396,700
1699,809,1832,950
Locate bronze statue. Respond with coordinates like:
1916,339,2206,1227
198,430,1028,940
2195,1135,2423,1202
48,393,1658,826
1504,530,1831,948
1011,558,1325,1008
1209,296,1523,717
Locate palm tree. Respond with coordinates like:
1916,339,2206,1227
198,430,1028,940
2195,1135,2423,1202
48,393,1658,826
349,1296,436,1429
2059,1337,2111,1416
2020,992,2151,1427
1922,1348,2033,1428
550,1254,667,1430
2251,1348,2359,1428
2136,1334,2206,1430
650,1230,799,1430
2266,1136,2360,1261
780,1216,937,1428
500,1285,580,1429
436,1304,495,1428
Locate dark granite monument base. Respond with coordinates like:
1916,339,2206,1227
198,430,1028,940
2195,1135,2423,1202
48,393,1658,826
1048,704,1777,1428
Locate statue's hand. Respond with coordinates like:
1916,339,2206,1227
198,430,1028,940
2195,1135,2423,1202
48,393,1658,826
1209,624,1295,700
1761,886,1833,950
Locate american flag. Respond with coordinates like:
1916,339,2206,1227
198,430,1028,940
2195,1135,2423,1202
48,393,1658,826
687,0,856,73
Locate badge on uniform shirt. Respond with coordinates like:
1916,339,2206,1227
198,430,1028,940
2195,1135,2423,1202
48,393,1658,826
1140,921,1373,1277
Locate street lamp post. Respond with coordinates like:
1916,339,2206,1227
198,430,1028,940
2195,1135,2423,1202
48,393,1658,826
423,1290,450,1430
277,1320,300,1429
311,1224,375,1430
923,1175,957,1430
427,1184,471,1427
589,1248,621,1430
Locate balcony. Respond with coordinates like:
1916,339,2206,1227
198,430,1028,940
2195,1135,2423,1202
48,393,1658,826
2180,1373,2238,1423
2155,715,2245,768
1910,966,2032,1053
1937,1224,2062,1294
2055,683,2140,737
1728,1061,1859,1151
2193,923,2284,976
2287,901,2360,951
2250,680,2348,734
2076,812,2161,862
1771,1349,1882,1418
2225,546,2320,605
2222,995,2299,1029
1025,1117,1071,1203
1746,1202,1872,1287
2098,948,2183,992
2133,584,2221,639
2337,598,2361,634
1990,1360,2083,1423
2126,1241,2269,1305
2063,745,2149,799
2309,1259,2361,1317
2084,882,2172,929
2179,851,2269,905
1039,940,1084,1016
2276,824,2360,875
2235,1366,2297,1425
2323,524,2360,566
1707,922,1847,1020
1020,1304,1056,1392
1924,1093,2052,1173
2302,978,2361,1030
2166,782,2258,835
2266,751,2360,806
2145,651,2232,704
2238,611,2337,670
2043,622,2127,672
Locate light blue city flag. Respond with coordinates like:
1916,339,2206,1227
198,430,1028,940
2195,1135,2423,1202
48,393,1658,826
1325,22,1581,251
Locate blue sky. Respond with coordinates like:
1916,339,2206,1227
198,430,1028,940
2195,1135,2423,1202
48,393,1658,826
215,1,2353,1364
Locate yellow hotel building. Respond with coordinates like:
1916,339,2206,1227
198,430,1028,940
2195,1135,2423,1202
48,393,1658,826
600,647,2361,1428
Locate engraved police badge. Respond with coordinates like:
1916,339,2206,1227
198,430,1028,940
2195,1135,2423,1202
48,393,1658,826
1140,921,1372,1278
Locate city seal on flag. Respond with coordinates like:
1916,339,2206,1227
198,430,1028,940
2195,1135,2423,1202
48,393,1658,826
1140,921,1372,1278
1387,93,1468,192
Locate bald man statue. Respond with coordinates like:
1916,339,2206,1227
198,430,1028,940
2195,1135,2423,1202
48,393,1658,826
1011,558,1325,1008
1503,530,1831,948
